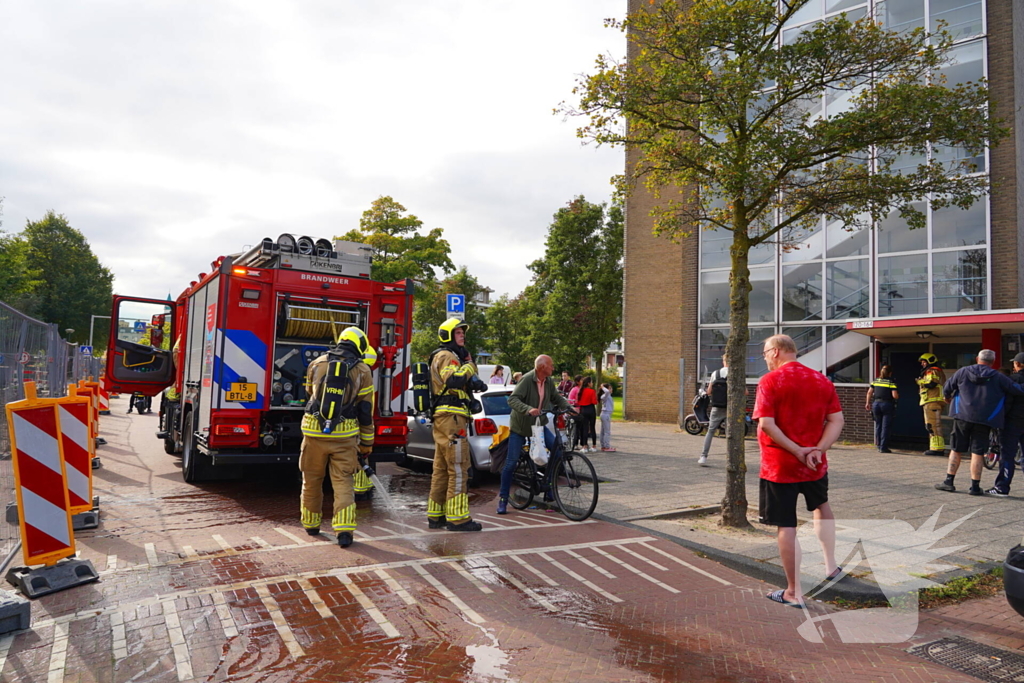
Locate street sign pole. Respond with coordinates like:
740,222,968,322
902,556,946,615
88,315,111,350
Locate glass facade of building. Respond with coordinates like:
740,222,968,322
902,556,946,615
697,0,988,384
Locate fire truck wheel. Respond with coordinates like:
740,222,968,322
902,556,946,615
181,412,211,483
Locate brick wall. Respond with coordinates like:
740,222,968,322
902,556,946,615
742,384,874,445
988,0,1020,309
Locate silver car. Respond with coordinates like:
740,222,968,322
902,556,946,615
403,388,513,486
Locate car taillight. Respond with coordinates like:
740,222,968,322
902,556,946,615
474,418,498,436
377,425,408,436
214,424,252,435
555,414,566,429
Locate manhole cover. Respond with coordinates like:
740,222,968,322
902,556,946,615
908,637,1024,682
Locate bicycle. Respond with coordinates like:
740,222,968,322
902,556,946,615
561,412,580,452
508,408,599,521
983,428,1024,470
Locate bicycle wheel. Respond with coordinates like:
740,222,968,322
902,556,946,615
983,449,999,470
509,454,536,509
552,452,598,521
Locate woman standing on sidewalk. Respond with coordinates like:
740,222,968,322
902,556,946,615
577,377,599,453
865,365,898,453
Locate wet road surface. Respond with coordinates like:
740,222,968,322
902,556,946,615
0,407,978,682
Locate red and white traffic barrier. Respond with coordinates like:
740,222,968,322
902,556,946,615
59,390,93,514
98,379,110,415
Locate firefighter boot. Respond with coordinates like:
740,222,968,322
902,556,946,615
337,532,353,548
925,435,946,456
427,499,446,529
447,519,483,532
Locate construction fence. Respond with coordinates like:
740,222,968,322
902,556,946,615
0,300,102,571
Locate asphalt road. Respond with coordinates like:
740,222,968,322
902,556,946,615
0,404,986,682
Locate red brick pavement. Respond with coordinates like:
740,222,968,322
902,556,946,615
0,409,1004,682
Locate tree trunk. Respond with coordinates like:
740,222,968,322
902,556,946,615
595,353,603,393
721,218,753,529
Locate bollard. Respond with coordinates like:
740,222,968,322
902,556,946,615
4,382,99,599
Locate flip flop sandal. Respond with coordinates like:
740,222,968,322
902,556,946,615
825,566,844,582
766,589,805,609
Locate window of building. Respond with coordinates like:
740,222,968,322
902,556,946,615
826,215,869,258
826,326,871,383
932,200,986,249
782,326,824,371
880,0,925,33
749,267,777,323
700,271,730,324
698,327,777,381
877,202,928,253
878,254,929,316
783,263,824,321
827,259,870,319
932,248,987,313
930,0,983,40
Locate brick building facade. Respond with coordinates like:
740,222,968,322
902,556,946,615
623,0,1022,447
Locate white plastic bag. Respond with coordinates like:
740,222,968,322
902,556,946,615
530,418,548,466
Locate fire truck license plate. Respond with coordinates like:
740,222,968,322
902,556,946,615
226,383,256,402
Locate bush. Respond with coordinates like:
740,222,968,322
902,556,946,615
583,369,621,396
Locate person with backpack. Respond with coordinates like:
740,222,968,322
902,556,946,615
298,327,376,548
425,318,488,531
699,355,731,467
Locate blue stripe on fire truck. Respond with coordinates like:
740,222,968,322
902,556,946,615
214,329,267,409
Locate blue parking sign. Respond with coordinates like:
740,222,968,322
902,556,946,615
446,294,465,318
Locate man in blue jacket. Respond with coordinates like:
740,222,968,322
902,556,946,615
935,349,1024,495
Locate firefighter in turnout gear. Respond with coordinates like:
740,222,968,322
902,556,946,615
299,326,376,548
353,345,378,502
917,353,948,456
427,318,488,531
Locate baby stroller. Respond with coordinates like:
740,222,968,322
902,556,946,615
683,389,752,437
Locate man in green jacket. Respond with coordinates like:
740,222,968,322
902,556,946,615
498,355,574,514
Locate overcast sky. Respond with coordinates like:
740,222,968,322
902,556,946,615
0,1,625,302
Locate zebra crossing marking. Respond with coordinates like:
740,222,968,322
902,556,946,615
563,549,617,579
412,565,485,624
478,558,558,613
46,622,69,683
297,579,333,618
508,554,558,586
212,535,234,552
182,546,197,559
110,611,128,660
378,519,423,534
616,545,669,571
354,529,374,539
591,547,680,594
375,569,417,605
639,542,733,586
144,543,159,566
106,554,117,571
255,584,305,659
538,552,623,603
340,576,400,638
0,634,14,677
474,513,529,527
446,561,494,594
162,599,193,681
250,536,272,549
211,592,238,638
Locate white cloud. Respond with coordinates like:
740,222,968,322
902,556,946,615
0,0,624,302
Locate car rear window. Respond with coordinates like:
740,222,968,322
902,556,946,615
481,393,511,416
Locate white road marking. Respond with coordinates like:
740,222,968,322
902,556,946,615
639,542,733,586
340,576,400,638
617,544,669,571
250,536,272,549
412,565,486,624
106,554,117,571
480,559,558,612
354,530,374,539
514,510,564,525
592,547,680,594
255,584,305,659
474,513,528,527
274,527,309,545
374,569,417,605
162,599,194,681
212,592,238,638
212,535,234,552
445,561,494,594
508,554,558,586
144,543,159,566
378,519,424,534
297,579,333,618
538,552,622,603
46,622,69,683
0,634,14,675
182,546,197,559
563,549,617,579
110,611,128,660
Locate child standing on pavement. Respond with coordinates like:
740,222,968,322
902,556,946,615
600,383,616,452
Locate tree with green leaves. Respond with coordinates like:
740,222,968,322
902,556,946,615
337,196,455,284
411,266,489,362
528,197,624,376
563,0,1006,527
483,294,540,375
22,211,114,346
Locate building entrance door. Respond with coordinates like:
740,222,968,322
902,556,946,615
889,351,928,446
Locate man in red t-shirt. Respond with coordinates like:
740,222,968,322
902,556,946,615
754,334,845,608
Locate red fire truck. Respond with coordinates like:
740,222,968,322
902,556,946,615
103,235,413,482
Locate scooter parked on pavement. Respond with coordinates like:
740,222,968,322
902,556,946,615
683,389,752,437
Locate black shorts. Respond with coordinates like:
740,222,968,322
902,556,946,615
950,419,991,455
759,475,829,528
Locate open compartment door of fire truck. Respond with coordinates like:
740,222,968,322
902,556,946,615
104,295,176,396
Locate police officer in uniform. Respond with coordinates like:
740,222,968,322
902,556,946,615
917,353,947,456
299,327,376,547
427,318,487,531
